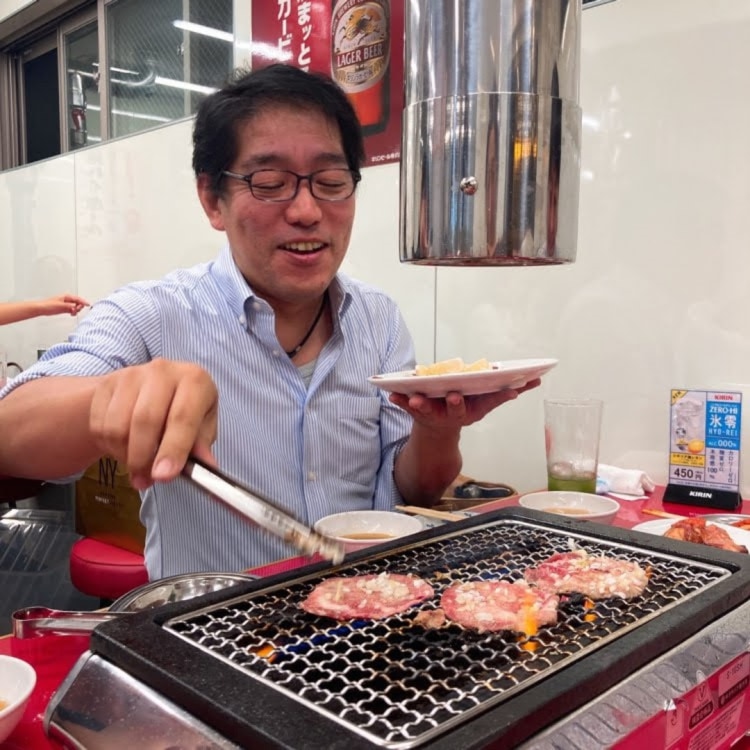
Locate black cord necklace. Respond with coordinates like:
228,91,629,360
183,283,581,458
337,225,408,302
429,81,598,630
285,294,327,358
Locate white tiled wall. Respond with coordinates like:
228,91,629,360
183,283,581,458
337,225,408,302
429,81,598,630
0,154,78,364
74,118,218,301
1,0,749,495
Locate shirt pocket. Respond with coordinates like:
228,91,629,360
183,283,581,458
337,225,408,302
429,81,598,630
334,396,383,488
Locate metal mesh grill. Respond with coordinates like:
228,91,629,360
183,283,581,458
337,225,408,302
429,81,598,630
165,519,729,749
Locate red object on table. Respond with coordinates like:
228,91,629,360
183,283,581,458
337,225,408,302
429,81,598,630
3,486,750,750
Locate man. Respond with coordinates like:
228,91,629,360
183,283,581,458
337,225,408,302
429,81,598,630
0,65,538,578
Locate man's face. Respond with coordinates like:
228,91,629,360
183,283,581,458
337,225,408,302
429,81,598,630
198,104,356,307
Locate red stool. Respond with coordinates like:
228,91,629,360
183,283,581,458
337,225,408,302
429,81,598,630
69,538,148,603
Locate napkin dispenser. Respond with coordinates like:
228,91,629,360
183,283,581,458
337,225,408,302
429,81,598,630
400,0,582,266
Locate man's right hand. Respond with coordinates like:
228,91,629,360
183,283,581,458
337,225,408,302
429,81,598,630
89,358,219,489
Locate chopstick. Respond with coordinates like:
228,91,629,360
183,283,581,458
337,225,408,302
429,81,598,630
641,509,687,520
396,505,466,522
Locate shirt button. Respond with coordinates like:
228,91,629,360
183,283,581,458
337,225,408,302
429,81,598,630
307,471,317,481
252,301,262,311
238,315,246,326
272,349,281,357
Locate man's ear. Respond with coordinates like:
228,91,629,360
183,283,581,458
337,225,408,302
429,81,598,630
196,173,226,231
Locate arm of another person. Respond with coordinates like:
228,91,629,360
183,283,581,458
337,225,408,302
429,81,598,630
392,379,542,507
0,294,89,325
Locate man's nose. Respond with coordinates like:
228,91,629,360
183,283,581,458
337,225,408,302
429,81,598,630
285,180,323,223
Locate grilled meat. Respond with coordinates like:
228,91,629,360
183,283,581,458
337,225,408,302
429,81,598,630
664,517,748,554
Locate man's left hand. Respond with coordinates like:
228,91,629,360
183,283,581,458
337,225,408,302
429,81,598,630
389,377,542,432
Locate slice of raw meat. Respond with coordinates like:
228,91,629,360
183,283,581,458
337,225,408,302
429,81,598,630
440,580,559,635
301,572,434,620
524,549,649,600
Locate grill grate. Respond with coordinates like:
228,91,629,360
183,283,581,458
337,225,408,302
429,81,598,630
164,519,729,748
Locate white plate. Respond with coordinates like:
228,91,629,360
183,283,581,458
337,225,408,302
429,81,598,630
369,358,558,397
631,518,750,551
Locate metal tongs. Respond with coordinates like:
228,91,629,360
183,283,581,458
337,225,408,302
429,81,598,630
13,606,126,638
182,457,345,565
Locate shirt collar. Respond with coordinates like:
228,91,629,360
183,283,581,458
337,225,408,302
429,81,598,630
211,244,354,324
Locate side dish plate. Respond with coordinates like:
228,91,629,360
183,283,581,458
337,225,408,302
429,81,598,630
632,518,750,551
369,357,558,397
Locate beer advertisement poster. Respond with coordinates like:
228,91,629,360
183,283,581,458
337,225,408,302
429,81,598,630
250,0,403,168
664,389,743,509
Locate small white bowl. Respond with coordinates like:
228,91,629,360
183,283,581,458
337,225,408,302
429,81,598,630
314,510,424,554
0,655,37,744
519,491,620,524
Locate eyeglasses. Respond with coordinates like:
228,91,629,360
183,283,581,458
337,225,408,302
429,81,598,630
221,168,361,202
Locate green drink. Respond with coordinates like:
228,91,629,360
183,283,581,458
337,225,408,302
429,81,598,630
547,465,597,493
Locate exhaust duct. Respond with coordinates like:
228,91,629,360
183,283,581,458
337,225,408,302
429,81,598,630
400,0,582,265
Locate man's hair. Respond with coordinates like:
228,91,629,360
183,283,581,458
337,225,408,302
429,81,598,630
192,64,365,195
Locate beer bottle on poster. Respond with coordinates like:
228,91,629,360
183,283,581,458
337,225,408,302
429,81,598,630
331,0,390,136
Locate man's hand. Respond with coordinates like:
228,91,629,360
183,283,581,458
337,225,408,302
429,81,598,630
389,377,542,434
89,358,219,489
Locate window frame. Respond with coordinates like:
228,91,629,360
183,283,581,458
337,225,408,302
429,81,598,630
0,0,235,172
17,30,58,163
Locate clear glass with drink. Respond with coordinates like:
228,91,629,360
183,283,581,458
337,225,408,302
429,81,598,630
544,398,603,493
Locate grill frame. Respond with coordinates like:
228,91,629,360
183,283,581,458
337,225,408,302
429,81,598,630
91,508,750,749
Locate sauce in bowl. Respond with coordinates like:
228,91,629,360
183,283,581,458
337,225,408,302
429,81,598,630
543,506,590,516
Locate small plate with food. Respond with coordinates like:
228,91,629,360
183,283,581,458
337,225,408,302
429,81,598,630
369,357,558,397
631,517,750,554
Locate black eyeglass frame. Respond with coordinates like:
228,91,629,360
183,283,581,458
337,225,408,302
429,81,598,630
221,168,361,202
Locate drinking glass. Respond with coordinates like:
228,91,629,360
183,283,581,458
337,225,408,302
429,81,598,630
544,398,603,493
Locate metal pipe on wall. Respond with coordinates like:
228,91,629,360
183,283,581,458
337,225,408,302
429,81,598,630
400,0,582,265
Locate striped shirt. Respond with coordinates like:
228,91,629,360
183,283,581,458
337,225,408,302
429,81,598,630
2,246,415,578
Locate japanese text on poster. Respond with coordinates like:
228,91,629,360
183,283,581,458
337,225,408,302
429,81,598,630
669,389,742,492
250,0,403,168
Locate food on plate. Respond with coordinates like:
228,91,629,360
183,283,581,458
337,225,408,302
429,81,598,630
300,572,434,620
523,549,650,600
663,517,748,553
731,518,750,531
439,580,559,635
414,357,492,376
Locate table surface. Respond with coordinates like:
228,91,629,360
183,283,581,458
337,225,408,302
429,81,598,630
3,486,750,749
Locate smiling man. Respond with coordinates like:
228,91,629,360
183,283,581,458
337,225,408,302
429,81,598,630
0,65,537,578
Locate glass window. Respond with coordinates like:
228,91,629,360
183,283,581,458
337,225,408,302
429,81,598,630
105,0,233,140
22,35,60,164
64,20,100,150
0,0,233,171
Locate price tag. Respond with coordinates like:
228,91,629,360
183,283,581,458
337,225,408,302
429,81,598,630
664,389,743,509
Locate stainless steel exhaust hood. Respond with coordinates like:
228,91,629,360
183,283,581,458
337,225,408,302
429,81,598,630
400,0,582,265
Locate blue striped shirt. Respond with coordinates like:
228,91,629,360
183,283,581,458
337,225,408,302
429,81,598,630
3,246,415,578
